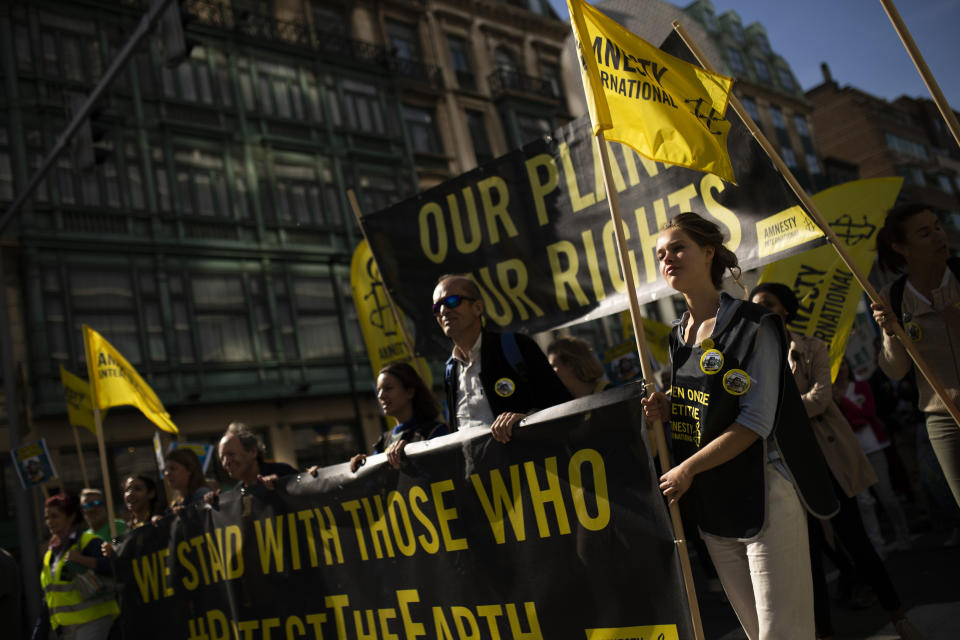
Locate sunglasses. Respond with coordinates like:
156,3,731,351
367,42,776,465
432,294,476,316
81,500,104,509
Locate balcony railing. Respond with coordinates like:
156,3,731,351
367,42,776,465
183,0,441,86
488,68,559,101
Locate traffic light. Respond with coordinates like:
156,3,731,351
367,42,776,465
158,0,196,67
68,93,110,171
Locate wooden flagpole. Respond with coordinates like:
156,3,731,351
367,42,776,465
879,0,960,150
346,189,431,385
673,20,960,429
83,326,118,539
70,424,90,488
595,132,705,640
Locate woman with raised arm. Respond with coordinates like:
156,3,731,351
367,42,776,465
871,203,960,508
640,212,837,640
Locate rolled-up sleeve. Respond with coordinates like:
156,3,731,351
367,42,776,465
734,317,782,439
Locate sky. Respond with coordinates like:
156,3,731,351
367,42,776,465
548,0,960,109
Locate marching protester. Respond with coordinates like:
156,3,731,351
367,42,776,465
546,336,612,398
163,448,211,511
34,492,118,640
749,283,921,640
433,274,571,442
833,359,913,553
215,422,298,492
121,473,162,530
80,488,127,542
348,362,447,472
871,203,960,507
641,213,838,640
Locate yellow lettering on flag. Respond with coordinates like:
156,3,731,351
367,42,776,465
83,326,179,434
755,206,823,258
585,624,679,640
619,312,673,367
760,178,903,379
59,365,97,434
567,0,736,182
350,240,432,388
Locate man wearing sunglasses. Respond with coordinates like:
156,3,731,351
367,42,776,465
80,488,127,542
434,275,571,442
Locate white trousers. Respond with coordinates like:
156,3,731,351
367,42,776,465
701,466,815,640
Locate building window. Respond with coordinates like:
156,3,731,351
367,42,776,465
71,270,141,365
403,106,441,154
191,274,254,363
793,115,810,137
168,274,195,364
42,267,68,363
728,21,745,44
897,165,925,187
387,21,420,61
495,47,519,73
174,149,229,217
161,48,214,105
885,133,928,160
726,48,745,75
341,79,385,134
754,32,771,55
753,58,771,84
781,146,798,169
540,61,563,99
702,9,719,32
256,62,305,120
38,16,102,84
937,174,955,194
292,277,342,360
312,5,348,37
777,67,795,92
354,172,402,216
447,35,475,90
806,153,822,176
268,159,340,227
741,96,760,122
466,110,493,166
769,105,786,130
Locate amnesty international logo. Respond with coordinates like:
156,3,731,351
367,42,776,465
363,256,399,338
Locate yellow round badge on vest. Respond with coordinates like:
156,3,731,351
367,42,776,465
700,338,715,351
905,321,922,342
700,349,724,375
494,377,516,397
722,369,751,395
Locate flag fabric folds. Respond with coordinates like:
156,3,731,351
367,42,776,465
567,0,736,182
83,326,179,434
59,365,97,434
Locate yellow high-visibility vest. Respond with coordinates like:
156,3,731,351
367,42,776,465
40,530,119,629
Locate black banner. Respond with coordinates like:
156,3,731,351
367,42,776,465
362,41,823,358
115,387,692,639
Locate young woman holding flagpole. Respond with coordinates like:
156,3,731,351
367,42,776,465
642,213,838,640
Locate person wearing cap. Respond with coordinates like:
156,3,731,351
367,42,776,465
750,282,921,640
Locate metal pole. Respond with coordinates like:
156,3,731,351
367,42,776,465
0,0,175,235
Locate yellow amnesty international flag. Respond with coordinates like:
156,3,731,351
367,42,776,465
59,365,96,434
567,0,736,182
350,240,433,387
83,326,179,434
760,178,903,379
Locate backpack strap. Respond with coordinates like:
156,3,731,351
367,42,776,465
500,332,528,382
889,274,908,324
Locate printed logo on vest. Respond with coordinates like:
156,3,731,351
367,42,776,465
494,377,516,397
722,369,751,396
700,349,724,374
905,321,922,342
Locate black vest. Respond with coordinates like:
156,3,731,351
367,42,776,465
669,297,838,538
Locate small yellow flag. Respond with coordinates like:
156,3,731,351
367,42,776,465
760,178,903,379
567,0,736,182
83,326,179,434
59,365,96,434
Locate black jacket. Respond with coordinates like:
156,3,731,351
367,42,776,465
445,331,572,430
